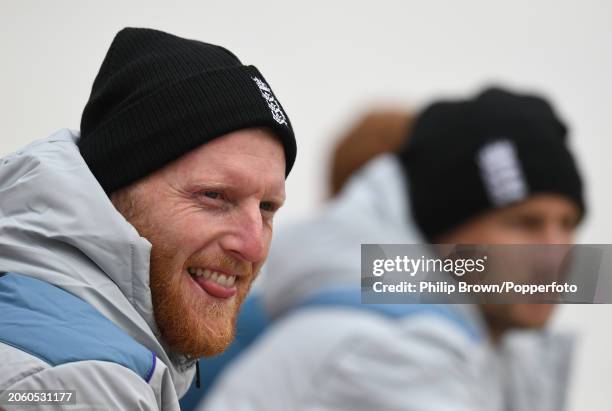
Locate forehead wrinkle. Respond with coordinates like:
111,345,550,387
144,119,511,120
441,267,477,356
188,162,285,199
166,135,285,198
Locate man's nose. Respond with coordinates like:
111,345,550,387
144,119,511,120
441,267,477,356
219,202,267,263
538,222,574,245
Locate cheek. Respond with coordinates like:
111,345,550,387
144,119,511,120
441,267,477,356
177,225,218,255
483,223,534,244
261,227,275,259
264,227,274,250
250,230,273,273
150,213,216,261
558,231,575,245
175,212,236,258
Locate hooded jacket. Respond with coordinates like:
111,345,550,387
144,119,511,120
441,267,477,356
201,154,574,411
0,129,194,410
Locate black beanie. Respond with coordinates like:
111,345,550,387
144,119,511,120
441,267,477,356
79,27,297,194
397,87,586,241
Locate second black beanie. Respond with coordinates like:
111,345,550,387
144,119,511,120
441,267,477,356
396,87,585,241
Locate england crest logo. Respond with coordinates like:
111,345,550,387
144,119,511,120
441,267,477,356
252,77,288,126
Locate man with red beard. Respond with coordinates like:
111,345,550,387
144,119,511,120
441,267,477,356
0,28,296,410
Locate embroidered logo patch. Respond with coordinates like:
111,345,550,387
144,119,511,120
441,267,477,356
252,77,288,126
477,139,528,206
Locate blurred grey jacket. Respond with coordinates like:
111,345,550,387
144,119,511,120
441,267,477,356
202,154,574,411
0,129,194,410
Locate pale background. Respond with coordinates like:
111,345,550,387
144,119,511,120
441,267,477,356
1,0,610,409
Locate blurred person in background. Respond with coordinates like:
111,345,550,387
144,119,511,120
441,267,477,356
0,28,296,410
198,87,585,411
329,110,412,196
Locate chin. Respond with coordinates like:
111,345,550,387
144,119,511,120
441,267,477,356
508,304,556,329
152,274,240,358
161,305,237,358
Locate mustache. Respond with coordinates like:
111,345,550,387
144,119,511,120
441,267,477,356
186,252,254,277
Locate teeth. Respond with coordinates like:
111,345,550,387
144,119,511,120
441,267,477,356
188,267,237,288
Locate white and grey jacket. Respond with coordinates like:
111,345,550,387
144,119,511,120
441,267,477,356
0,129,194,410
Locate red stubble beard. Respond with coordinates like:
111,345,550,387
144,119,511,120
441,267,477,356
111,184,258,359
149,238,256,358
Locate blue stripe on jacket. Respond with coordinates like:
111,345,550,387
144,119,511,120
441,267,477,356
0,272,156,382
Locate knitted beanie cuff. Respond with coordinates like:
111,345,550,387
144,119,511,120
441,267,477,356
79,65,296,193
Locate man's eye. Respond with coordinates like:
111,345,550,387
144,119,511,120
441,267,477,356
260,201,276,212
203,191,222,200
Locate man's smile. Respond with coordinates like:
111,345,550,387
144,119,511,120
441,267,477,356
187,267,238,299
